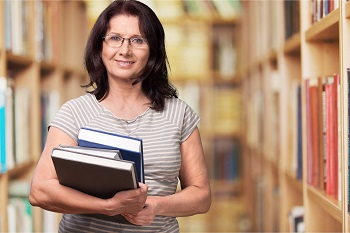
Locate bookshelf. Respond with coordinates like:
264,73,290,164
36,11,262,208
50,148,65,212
0,0,89,232
150,0,243,193
241,0,350,232
0,0,243,232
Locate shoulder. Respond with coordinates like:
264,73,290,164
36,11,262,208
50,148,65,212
60,93,102,114
164,97,191,111
162,97,199,123
63,93,97,108
163,97,200,142
56,93,103,123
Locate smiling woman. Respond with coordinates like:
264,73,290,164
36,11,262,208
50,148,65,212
29,1,211,233
100,15,150,90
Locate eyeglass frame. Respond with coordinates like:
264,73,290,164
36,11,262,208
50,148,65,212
102,34,148,48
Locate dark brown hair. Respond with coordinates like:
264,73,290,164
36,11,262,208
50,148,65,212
83,0,177,111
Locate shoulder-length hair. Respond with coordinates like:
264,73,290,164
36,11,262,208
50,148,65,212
83,0,177,111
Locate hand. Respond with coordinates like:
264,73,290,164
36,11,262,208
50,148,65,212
104,183,148,216
122,196,158,226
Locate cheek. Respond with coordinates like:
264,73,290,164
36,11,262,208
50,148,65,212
101,46,114,62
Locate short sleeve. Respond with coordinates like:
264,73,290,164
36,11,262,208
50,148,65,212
180,104,200,143
49,101,80,141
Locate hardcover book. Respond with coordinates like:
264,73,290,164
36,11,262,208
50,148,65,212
51,147,138,199
77,127,145,183
51,146,139,224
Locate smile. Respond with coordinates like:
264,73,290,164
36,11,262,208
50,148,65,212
116,60,134,65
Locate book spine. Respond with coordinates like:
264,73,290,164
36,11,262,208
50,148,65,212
0,78,7,173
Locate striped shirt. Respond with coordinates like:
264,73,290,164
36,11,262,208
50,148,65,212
50,93,200,233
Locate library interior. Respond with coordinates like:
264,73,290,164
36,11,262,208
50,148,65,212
1,0,350,232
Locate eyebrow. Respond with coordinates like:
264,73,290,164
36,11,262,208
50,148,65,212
106,32,143,37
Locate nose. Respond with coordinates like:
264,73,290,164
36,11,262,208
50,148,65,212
118,39,132,55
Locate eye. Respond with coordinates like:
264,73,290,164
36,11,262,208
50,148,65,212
131,37,145,44
109,35,122,42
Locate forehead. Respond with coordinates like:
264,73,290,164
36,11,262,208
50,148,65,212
107,15,141,34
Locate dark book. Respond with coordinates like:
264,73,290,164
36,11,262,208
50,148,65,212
51,147,139,224
348,68,350,212
77,127,144,183
297,84,302,180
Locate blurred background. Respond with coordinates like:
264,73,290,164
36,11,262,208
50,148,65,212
2,0,347,232
1,0,247,232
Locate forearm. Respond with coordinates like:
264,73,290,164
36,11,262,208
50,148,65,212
154,184,211,217
29,178,108,215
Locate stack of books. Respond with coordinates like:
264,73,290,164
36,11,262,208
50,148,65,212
51,127,144,224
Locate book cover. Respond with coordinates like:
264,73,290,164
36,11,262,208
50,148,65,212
51,147,139,224
77,127,144,183
0,77,7,173
348,68,350,212
52,147,138,198
317,76,326,190
325,75,338,198
309,79,320,187
297,84,302,180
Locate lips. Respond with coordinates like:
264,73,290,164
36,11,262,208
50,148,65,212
116,60,134,68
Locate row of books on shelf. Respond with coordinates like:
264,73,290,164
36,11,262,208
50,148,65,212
311,0,339,24
0,77,31,173
149,0,241,21
284,0,300,39
4,0,60,61
165,22,238,81
0,75,62,173
305,73,340,200
213,138,240,180
285,0,342,40
7,180,58,232
176,82,241,136
7,126,145,230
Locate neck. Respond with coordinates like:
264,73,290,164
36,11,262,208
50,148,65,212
101,80,150,120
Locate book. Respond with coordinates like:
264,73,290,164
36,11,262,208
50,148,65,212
297,84,303,180
289,206,304,233
325,74,339,198
52,147,138,198
57,145,122,160
51,146,139,224
77,127,145,183
348,68,350,212
305,78,320,187
0,77,7,173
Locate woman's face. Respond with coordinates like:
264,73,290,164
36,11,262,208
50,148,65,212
101,15,150,82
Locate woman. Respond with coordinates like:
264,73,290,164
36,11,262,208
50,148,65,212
29,0,211,232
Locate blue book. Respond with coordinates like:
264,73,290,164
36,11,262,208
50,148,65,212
77,127,144,183
0,78,7,173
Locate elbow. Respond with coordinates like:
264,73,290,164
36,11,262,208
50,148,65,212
199,188,211,214
29,190,39,207
28,182,42,207
29,194,38,207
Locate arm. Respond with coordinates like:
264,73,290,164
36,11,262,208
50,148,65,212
29,126,147,216
123,127,211,225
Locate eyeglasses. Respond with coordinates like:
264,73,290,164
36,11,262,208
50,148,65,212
102,35,148,48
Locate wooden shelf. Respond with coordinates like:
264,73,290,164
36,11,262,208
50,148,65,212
305,8,340,42
240,0,349,232
346,1,350,18
284,170,303,194
0,1,89,232
307,186,342,223
284,32,301,55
